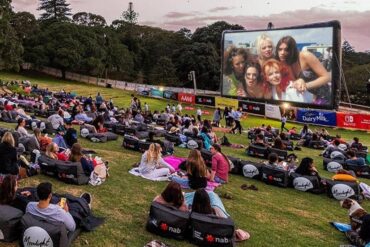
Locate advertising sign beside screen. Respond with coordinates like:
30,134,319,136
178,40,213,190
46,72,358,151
195,95,215,107
296,109,337,126
336,112,370,130
221,21,341,110
238,101,265,115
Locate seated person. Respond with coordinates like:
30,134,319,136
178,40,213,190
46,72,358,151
322,139,345,157
138,143,175,179
153,182,188,212
209,144,229,184
69,143,94,176
350,137,363,152
188,188,228,218
253,134,268,147
288,127,297,135
199,127,213,150
47,109,65,131
300,124,313,138
0,132,19,176
0,175,32,212
92,115,107,133
16,118,32,138
331,134,347,145
134,111,144,123
26,182,76,232
294,157,326,187
264,153,286,170
307,133,325,148
272,138,286,150
74,108,93,123
346,150,366,166
34,128,52,152
279,132,289,141
170,149,208,190
45,143,69,161
64,121,78,148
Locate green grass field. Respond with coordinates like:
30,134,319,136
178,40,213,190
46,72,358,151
1,70,370,247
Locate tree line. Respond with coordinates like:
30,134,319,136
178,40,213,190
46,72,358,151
0,0,369,103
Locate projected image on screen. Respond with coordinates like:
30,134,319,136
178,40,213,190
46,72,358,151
222,25,336,107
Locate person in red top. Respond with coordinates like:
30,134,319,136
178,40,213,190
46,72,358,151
209,144,229,184
4,100,14,111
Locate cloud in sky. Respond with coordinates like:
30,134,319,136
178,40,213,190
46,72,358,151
158,7,370,51
10,0,370,51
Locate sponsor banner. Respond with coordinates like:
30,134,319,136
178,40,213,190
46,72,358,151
195,95,215,107
336,112,370,130
178,93,195,104
185,106,194,110
163,90,178,100
150,88,163,98
296,109,336,126
265,104,282,120
215,97,238,109
238,101,265,115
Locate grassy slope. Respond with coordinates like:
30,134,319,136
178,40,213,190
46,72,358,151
1,70,370,247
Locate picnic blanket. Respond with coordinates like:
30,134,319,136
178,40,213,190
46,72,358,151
129,155,221,190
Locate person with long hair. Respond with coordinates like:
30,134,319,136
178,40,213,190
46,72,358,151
294,157,326,190
16,118,32,138
275,36,331,104
153,182,188,212
69,143,94,175
170,149,208,189
188,188,228,218
222,46,249,96
0,132,18,175
139,143,175,180
238,62,264,98
0,175,31,212
209,144,229,183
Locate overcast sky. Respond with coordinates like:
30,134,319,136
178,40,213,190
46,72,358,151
12,0,370,51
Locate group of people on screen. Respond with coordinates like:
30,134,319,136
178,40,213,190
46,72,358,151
223,34,332,105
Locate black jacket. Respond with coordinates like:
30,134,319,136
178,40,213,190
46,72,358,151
0,142,18,175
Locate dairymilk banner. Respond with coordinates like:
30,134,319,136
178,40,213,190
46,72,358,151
296,109,336,126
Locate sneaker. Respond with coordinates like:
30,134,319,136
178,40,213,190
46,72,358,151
80,193,92,209
90,137,100,143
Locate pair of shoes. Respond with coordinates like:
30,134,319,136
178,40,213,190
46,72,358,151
90,137,100,143
240,184,258,191
80,193,92,209
219,192,233,200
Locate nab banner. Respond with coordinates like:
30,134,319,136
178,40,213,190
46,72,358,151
195,95,215,107
163,90,178,100
178,93,195,104
296,109,336,126
336,112,370,130
150,88,163,98
238,101,265,115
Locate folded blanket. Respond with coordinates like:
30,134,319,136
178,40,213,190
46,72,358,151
163,156,186,171
129,168,169,182
330,222,351,232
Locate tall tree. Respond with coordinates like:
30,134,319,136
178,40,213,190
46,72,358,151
72,12,106,27
148,56,178,85
11,12,39,40
121,2,138,24
342,40,355,54
38,0,72,21
0,0,23,70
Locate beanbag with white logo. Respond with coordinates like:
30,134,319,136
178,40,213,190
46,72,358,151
327,161,343,173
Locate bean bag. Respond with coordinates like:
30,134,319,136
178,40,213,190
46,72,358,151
164,133,182,146
0,205,23,242
326,180,360,200
200,149,213,167
289,133,301,140
269,148,288,161
146,202,190,240
246,145,268,159
289,172,322,194
323,157,345,171
122,135,139,151
226,156,241,175
20,213,80,247
240,160,263,179
262,165,289,187
189,212,235,247
344,163,370,178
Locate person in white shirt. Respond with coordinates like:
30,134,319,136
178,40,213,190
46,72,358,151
177,103,183,114
231,108,242,134
144,102,149,113
47,110,65,130
196,108,202,122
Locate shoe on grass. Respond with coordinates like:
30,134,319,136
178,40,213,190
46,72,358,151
80,192,92,209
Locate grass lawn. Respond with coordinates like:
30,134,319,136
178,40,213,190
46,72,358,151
1,70,370,247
